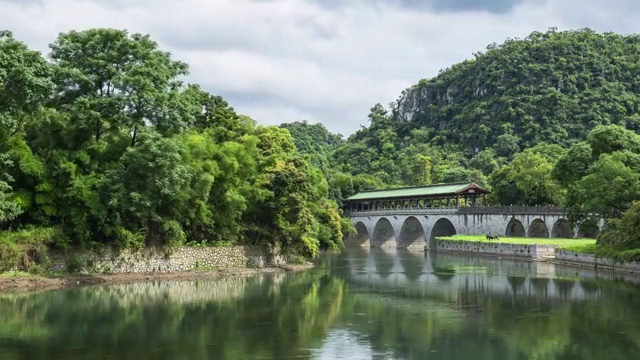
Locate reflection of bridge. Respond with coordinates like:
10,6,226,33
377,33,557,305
342,248,617,302
343,183,602,249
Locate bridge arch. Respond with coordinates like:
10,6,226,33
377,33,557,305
505,218,526,237
551,219,574,238
371,218,396,249
528,219,549,238
346,221,370,247
398,216,427,249
429,218,457,247
578,220,600,239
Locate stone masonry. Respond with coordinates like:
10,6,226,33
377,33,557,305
346,206,604,250
48,246,287,274
435,239,557,259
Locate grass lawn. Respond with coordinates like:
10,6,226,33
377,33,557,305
437,235,597,246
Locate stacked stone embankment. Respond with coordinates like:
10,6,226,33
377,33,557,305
554,249,640,273
48,246,286,274
435,239,556,259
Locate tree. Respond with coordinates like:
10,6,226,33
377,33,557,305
0,30,52,137
489,150,563,206
183,84,251,142
0,155,20,223
552,142,593,187
102,131,192,247
49,28,189,146
587,124,640,159
564,152,640,224
598,201,640,249
244,127,342,256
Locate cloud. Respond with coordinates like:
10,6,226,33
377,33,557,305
1,0,640,135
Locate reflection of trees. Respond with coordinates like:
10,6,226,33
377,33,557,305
339,249,640,359
4,252,640,359
0,272,347,359
343,247,370,274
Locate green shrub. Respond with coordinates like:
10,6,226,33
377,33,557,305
66,253,86,274
288,254,307,265
0,226,61,273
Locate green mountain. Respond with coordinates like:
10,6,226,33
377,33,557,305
296,28,640,188
393,28,640,155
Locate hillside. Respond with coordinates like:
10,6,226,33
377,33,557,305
394,28,640,155
279,121,345,172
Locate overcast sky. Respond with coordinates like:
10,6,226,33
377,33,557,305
1,0,639,135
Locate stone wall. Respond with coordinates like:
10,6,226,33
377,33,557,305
555,249,640,273
48,246,287,274
435,239,557,259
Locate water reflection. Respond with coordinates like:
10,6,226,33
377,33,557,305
1,249,640,359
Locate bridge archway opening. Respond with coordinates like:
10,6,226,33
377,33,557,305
552,219,574,238
578,220,599,239
398,216,426,249
371,218,396,249
528,219,549,238
346,222,370,247
505,219,526,237
430,218,457,247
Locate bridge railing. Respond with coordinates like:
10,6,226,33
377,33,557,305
457,206,564,215
345,205,565,217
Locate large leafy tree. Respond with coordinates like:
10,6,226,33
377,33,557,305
0,30,52,226
244,127,342,256
49,28,190,146
555,125,640,226
489,150,563,206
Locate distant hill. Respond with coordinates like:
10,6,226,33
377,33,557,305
393,28,640,155
280,121,345,172
281,29,640,188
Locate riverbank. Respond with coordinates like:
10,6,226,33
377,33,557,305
435,236,640,274
0,262,314,292
554,248,640,273
433,237,595,260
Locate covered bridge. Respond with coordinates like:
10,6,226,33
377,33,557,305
343,182,491,213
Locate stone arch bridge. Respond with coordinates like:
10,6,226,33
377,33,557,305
344,182,602,250
346,206,602,250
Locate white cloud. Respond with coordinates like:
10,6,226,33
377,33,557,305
1,0,640,134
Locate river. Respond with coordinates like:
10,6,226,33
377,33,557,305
1,248,640,359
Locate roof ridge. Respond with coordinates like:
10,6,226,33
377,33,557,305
356,181,473,193
344,182,490,202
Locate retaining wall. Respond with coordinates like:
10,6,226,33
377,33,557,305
435,239,557,259
555,249,640,273
48,246,286,274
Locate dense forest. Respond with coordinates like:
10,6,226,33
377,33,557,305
0,28,346,270
282,28,640,253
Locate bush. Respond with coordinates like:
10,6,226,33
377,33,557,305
288,254,307,265
598,201,640,250
66,253,86,274
0,226,61,273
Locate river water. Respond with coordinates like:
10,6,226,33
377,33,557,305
1,248,640,359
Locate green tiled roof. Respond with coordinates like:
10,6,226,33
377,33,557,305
345,182,489,201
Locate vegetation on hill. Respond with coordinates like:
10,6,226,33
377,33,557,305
281,28,640,253
395,28,640,153
0,28,344,272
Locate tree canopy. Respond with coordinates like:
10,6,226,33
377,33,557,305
0,28,343,257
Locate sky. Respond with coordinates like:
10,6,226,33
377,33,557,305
1,0,639,136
